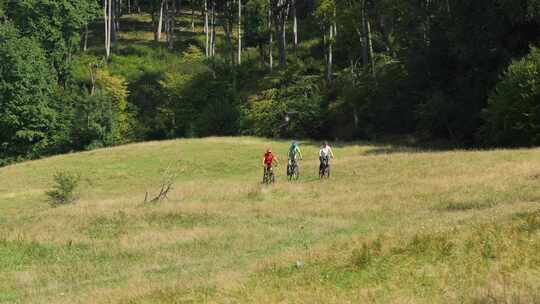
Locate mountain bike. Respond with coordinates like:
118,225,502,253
319,157,330,179
262,165,276,184
287,159,300,181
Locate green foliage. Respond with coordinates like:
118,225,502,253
157,51,240,137
6,0,99,81
241,65,324,138
480,47,540,146
331,56,413,139
314,0,336,26
4,0,540,163
245,0,269,49
0,23,58,159
69,89,133,150
46,171,81,206
0,1,5,19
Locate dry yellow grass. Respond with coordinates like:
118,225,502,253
1,137,540,303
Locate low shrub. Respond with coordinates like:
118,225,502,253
46,171,81,207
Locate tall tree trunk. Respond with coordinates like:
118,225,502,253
378,15,392,55
118,0,122,31
293,0,298,49
156,0,164,41
83,24,89,52
327,24,333,82
165,0,170,48
109,0,112,51
105,0,112,58
111,0,118,43
268,1,273,72
128,0,131,14
238,0,242,64
360,1,368,68
205,0,209,56
222,1,235,64
276,18,286,67
366,12,375,77
273,0,289,68
104,0,108,57
191,0,195,30
210,2,216,56
166,0,175,49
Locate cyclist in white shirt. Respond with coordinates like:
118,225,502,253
319,141,334,169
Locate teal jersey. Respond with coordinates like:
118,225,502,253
288,145,301,160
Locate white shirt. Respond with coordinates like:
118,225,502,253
319,146,333,158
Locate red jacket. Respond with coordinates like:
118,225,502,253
264,152,274,166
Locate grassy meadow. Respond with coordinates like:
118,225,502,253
1,137,540,303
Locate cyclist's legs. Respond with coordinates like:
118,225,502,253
320,156,329,171
263,165,269,180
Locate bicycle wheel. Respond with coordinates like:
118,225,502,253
325,165,330,179
263,168,269,184
287,164,292,181
293,165,299,180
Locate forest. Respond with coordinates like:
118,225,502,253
2,0,540,164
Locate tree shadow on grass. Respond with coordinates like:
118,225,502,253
299,136,464,155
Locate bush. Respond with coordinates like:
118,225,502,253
46,171,81,206
480,47,540,146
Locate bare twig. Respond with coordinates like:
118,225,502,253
144,163,178,203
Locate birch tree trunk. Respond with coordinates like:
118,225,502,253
238,0,242,64
104,0,112,58
210,2,216,56
293,0,298,49
366,12,375,77
205,0,209,56
156,0,164,42
104,0,109,58
81,23,89,52
327,24,333,82
268,1,273,72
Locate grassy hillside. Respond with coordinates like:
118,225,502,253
2,137,540,303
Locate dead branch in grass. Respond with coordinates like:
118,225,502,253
144,164,178,203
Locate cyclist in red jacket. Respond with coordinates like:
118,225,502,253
262,148,279,183
263,148,279,169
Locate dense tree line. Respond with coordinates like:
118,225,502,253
2,0,540,164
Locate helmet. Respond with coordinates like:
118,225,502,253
292,140,298,147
